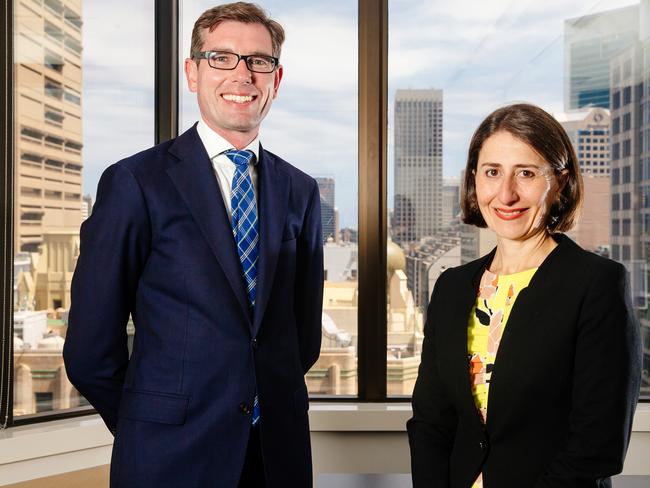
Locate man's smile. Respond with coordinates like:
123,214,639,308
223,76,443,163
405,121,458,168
222,93,256,104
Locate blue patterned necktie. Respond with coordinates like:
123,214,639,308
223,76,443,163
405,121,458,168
224,149,260,426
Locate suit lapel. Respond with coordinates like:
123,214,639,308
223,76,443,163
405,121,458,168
253,148,290,335
165,126,251,323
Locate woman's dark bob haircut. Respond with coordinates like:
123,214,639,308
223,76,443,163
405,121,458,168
461,103,583,233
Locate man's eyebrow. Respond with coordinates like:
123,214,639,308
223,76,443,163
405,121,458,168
205,48,274,56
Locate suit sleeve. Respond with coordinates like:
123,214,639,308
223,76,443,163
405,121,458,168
532,262,642,487
407,274,458,488
63,163,151,432
294,179,324,373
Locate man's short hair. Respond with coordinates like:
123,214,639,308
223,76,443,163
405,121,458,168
461,103,583,233
190,2,285,63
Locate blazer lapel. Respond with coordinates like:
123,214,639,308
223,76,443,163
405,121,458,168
165,126,251,323
252,148,289,335
484,235,567,428
456,250,497,426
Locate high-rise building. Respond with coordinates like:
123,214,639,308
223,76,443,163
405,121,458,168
81,194,93,221
316,177,337,243
609,0,650,395
460,224,497,265
555,107,611,251
564,5,638,110
14,0,84,254
442,177,460,229
393,89,443,245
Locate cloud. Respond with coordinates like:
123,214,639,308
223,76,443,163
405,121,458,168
81,0,641,224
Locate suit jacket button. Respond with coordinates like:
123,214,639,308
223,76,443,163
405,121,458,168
479,441,488,451
239,402,251,415
251,337,258,349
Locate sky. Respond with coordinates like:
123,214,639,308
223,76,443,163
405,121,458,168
81,0,639,229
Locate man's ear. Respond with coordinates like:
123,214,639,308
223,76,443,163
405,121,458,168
272,65,283,99
185,58,199,93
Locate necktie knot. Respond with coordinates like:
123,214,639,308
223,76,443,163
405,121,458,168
224,149,254,168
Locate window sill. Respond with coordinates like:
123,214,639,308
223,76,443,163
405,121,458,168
0,402,649,485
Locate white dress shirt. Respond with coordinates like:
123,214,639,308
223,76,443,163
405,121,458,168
196,119,260,216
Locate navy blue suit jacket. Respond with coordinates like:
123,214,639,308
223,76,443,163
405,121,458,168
63,125,324,488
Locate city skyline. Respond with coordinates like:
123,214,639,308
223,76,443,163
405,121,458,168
81,0,639,230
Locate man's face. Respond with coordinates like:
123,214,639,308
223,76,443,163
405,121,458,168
185,21,282,144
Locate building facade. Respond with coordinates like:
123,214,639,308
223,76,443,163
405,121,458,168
14,0,83,254
564,5,638,110
555,107,611,251
316,177,337,243
393,89,443,245
609,0,650,395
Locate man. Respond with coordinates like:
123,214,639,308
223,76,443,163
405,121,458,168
63,3,323,487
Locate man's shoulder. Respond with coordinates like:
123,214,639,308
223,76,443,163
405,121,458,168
115,138,177,175
262,148,316,188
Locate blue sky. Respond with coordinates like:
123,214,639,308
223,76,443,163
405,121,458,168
81,0,638,229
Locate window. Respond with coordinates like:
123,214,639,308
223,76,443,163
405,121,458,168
180,0,360,397
622,192,631,210
44,50,63,73
3,0,649,428
623,86,632,105
623,139,632,158
623,112,631,131
10,0,155,421
622,245,631,261
64,88,81,105
623,219,631,236
44,78,63,100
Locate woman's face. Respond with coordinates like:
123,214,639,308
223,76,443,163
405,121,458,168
475,131,561,242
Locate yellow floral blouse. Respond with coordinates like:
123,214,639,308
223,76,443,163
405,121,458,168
467,267,537,488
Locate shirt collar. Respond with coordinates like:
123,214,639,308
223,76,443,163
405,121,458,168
196,119,260,165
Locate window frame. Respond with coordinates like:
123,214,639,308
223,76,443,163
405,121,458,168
4,0,647,429
1,0,394,428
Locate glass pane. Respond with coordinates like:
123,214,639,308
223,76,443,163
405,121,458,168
387,0,649,398
179,1,359,396
13,0,154,417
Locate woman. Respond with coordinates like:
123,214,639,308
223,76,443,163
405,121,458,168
407,103,641,488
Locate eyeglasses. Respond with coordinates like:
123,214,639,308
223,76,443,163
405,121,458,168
193,51,279,73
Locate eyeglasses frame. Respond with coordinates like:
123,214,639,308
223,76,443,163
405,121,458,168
192,50,279,73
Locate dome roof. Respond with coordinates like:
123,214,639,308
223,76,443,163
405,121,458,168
387,239,406,272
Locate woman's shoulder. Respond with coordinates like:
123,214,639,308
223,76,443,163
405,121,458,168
552,234,626,279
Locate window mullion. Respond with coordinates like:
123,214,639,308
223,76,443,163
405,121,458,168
358,0,388,402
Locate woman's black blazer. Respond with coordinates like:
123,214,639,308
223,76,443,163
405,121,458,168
407,234,642,488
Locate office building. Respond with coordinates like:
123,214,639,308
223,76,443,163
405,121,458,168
15,0,84,254
316,177,337,243
393,89,443,244
609,0,650,395
564,5,638,110
555,107,611,251
442,177,460,229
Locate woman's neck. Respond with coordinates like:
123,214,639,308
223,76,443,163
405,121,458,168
489,232,558,275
